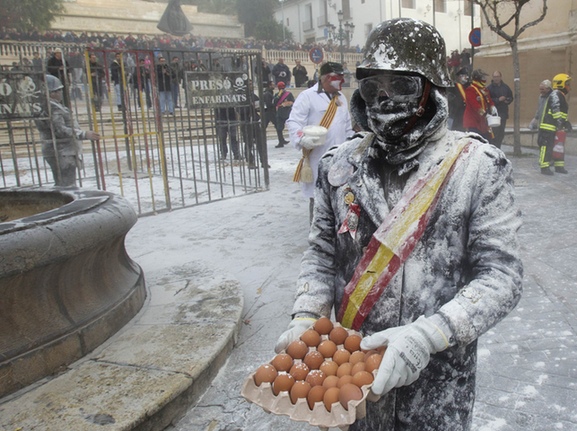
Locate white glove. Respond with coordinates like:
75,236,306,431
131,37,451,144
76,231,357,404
490,106,498,116
274,317,316,353
300,136,321,150
360,316,451,395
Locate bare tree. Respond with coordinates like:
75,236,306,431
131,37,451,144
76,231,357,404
474,0,547,155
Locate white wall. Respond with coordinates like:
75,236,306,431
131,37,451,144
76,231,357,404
275,0,481,54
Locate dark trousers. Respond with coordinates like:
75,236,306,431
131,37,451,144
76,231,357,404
45,156,77,186
276,115,289,144
538,131,564,168
217,124,240,159
491,120,507,149
134,83,152,108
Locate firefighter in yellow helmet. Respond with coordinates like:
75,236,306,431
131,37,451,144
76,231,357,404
538,73,572,175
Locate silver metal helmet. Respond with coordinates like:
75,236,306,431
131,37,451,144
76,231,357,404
356,18,453,88
46,74,64,92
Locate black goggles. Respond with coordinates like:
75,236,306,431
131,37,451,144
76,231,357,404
358,74,424,103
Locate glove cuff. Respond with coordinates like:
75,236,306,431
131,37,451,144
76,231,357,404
418,315,453,353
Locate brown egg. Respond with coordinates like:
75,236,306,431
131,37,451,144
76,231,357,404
301,329,321,347
329,327,348,345
322,375,339,389
336,362,353,378
333,348,351,365
337,374,354,388
319,360,338,376
290,380,311,404
289,362,310,381
303,350,324,370
350,351,366,365
307,385,326,410
352,370,374,388
286,340,308,360
339,383,363,410
314,317,334,335
305,369,326,387
377,346,388,355
273,373,295,395
323,387,340,412
365,353,383,374
317,340,338,359
363,349,379,360
254,364,278,386
351,361,366,375
344,334,362,353
271,353,293,372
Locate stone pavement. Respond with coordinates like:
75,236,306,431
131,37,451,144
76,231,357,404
1,142,576,431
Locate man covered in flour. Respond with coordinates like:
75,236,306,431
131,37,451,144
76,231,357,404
276,19,522,430
286,62,353,222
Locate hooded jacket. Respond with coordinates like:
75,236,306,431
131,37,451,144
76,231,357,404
292,86,522,430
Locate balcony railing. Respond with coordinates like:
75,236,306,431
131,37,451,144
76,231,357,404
317,15,328,27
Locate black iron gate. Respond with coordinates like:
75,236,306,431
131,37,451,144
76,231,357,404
0,47,269,216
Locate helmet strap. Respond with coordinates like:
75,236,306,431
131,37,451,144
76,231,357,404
402,80,431,136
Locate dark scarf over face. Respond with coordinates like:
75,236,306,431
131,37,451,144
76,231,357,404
352,86,449,172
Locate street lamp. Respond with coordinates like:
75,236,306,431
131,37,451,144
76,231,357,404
326,10,355,64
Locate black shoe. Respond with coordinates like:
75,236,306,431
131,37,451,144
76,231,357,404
275,143,284,148
555,167,568,174
541,167,554,176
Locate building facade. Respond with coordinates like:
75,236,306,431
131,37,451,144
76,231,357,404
474,0,577,126
274,0,481,53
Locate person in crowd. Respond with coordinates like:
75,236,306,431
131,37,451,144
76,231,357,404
156,56,175,115
32,52,43,72
538,73,571,175
110,52,126,111
447,67,469,131
239,82,263,169
263,81,277,130
286,61,352,221
529,80,552,130
273,81,294,148
133,58,152,110
342,62,353,87
487,71,514,149
272,57,291,86
276,18,522,431
67,48,84,101
215,107,241,161
463,68,497,143
293,59,308,87
88,53,105,112
47,48,71,108
255,58,272,88
35,75,100,186
170,56,183,109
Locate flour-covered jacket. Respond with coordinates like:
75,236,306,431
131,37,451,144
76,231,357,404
36,99,86,160
293,130,523,430
286,84,353,199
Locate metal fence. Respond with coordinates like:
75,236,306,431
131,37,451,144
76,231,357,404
0,48,269,216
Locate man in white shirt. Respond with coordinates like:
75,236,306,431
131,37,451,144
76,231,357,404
287,62,353,221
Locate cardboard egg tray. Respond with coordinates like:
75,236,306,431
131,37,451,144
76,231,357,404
241,322,380,430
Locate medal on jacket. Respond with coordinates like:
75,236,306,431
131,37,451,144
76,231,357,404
338,190,360,239
328,159,354,187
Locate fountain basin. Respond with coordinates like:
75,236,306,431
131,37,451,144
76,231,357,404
0,188,146,398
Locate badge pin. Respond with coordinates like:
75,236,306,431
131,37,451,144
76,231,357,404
344,191,355,205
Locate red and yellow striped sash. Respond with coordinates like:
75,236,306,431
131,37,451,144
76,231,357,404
337,139,473,330
293,95,339,182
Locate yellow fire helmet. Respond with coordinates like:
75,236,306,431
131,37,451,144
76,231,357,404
552,73,572,90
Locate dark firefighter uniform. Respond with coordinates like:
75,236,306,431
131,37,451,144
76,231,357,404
538,73,571,174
